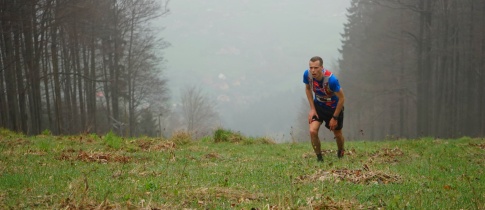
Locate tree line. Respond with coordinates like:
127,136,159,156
338,0,485,140
0,0,171,136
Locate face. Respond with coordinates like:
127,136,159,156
309,60,323,79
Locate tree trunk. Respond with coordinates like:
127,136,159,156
51,17,63,134
0,17,8,128
416,0,433,137
14,19,27,133
60,28,74,133
89,31,97,132
3,8,20,132
127,9,135,137
42,17,53,132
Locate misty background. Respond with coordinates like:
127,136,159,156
158,0,351,141
1,0,484,141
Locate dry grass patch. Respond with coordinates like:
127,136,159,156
0,192,5,207
59,193,171,210
57,149,130,163
169,131,192,145
470,143,485,150
130,137,177,152
189,187,263,206
368,147,403,164
59,197,121,210
204,152,221,159
371,147,404,157
0,138,30,147
309,196,378,210
65,135,98,144
24,149,47,156
151,141,176,151
135,139,154,151
296,166,401,185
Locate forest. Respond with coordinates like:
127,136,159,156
338,0,485,140
0,0,171,136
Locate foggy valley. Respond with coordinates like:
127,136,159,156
158,0,351,142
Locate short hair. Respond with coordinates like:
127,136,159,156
309,56,323,66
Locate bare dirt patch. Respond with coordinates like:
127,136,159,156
296,166,401,185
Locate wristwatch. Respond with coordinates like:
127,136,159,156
332,116,338,120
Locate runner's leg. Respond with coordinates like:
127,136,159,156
333,129,345,157
309,121,322,157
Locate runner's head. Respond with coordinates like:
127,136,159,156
309,56,324,79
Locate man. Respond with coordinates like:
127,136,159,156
303,56,345,162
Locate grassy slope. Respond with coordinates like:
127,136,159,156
0,129,484,209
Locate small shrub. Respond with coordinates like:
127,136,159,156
213,128,243,143
41,129,52,136
104,131,123,149
87,133,101,141
0,128,24,138
199,136,212,143
170,131,192,145
213,128,228,142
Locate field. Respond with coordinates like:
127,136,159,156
0,128,484,209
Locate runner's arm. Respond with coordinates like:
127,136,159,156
333,89,345,117
306,84,317,123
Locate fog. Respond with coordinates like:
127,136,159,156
157,0,351,141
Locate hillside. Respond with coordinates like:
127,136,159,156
0,129,484,209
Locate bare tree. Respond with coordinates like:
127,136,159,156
180,86,220,138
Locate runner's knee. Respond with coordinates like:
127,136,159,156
309,127,318,136
333,130,343,138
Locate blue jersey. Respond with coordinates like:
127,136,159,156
303,69,341,109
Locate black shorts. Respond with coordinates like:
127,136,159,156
311,101,344,130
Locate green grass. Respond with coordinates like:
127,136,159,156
0,129,484,209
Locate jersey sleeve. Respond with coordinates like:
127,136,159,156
328,75,341,92
303,70,309,84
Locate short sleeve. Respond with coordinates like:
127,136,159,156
303,70,309,84
328,76,341,92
